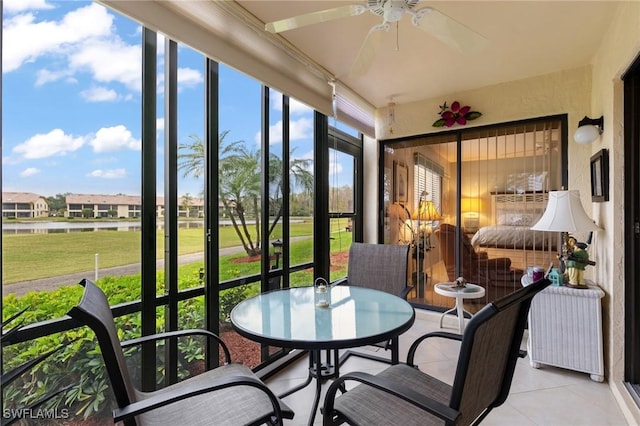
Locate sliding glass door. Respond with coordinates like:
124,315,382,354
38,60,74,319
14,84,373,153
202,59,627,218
382,116,567,309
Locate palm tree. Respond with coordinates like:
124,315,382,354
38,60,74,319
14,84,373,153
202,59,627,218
181,193,193,218
178,132,312,257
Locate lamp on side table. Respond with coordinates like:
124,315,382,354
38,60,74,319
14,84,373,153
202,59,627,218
530,190,600,286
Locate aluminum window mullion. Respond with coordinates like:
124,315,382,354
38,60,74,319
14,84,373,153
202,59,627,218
163,38,179,386
140,27,158,392
204,58,221,370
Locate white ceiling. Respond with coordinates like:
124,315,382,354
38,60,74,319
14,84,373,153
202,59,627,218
236,1,618,109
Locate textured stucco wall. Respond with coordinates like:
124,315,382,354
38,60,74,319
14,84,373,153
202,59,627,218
364,4,640,418
363,134,378,243
590,2,640,423
375,66,594,208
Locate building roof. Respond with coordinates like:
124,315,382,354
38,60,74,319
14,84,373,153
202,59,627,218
2,192,47,203
66,193,142,205
65,193,205,207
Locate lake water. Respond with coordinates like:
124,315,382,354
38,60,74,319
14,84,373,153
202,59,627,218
2,221,205,234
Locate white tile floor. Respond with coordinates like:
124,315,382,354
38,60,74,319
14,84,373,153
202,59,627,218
266,309,629,426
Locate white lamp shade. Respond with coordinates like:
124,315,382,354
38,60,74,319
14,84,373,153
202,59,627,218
530,190,600,232
573,125,601,144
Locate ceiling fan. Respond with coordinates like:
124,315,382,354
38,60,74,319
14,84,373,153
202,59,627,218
265,0,487,76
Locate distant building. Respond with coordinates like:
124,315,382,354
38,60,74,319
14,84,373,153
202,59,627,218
65,193,206,218
2,192,49,218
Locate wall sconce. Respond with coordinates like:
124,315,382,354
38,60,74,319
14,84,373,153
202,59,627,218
387,101,396,134
573,116,603,144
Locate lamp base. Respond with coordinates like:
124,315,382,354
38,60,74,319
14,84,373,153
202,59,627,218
412,270,427,299
564,283,589,289
463,217,479,233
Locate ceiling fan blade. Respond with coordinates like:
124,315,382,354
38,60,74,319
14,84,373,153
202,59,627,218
350,24,387,77
265,4,366,33
413,7,487,54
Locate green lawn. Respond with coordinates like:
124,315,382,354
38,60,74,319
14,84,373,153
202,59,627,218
2,218,353,284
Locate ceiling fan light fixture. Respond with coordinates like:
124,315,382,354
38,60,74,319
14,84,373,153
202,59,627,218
265,0,487,76
383,0,407,22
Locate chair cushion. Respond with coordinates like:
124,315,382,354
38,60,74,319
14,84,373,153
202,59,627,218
135,363,292,426
334,364,452,426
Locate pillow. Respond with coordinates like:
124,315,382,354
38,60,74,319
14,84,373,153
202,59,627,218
497,211,539,226
528,172,548,191
506,172,548,192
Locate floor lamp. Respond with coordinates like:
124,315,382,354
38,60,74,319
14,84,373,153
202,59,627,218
411,192,442,298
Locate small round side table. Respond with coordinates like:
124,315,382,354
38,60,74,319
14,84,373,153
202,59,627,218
434,282,486,334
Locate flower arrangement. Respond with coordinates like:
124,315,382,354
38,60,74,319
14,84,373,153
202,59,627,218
433,101,482,127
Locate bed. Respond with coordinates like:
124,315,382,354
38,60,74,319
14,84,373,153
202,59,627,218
470,192,559,270
471,225,557,251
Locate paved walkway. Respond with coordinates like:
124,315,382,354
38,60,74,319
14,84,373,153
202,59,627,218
4,246,241,298
3,236,313,298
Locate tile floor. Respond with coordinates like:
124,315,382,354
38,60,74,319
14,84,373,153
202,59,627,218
266,309,629,426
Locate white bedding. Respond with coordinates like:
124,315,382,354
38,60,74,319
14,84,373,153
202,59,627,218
471,225,558,250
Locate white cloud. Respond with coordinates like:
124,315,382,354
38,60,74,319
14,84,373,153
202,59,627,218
89,125,141,153
3,4,114,73
87,168,126,179
290,117,313,139
256,117,314,145
69,38,141,92
13,128,85,159
271,97,312,115
4,0,53,14
156,118,165,132
330,157,343,176
80,86,119,102
263,121,283,145
177,67,203,89
157,67,203,95
35,68,73,86
20,167,41,177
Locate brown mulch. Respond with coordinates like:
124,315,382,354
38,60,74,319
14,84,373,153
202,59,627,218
330,250,349,271
221,329,262,367
231,254,262,264
230,250,349,272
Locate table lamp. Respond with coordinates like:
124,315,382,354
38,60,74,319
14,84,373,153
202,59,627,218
411,195,442,249
530,190,600,286
461,197,482,233
410,192,442,296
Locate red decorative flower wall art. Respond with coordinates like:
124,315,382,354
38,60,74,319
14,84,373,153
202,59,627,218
432,101,482,127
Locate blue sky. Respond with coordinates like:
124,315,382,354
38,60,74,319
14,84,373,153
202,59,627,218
2,0,351,198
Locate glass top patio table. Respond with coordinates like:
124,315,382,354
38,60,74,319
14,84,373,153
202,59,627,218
230,285,415,425
230,285,415,350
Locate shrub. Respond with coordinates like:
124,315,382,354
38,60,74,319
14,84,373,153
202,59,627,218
1,271,218,422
